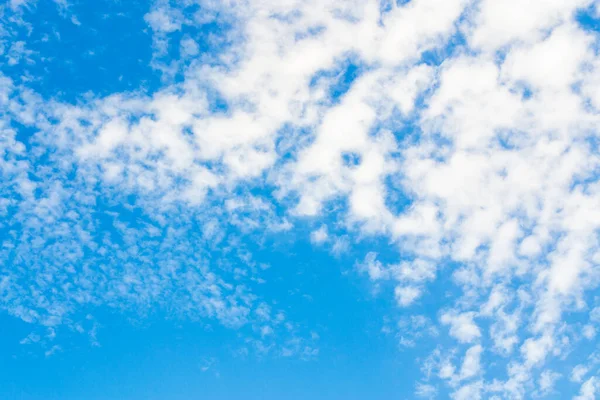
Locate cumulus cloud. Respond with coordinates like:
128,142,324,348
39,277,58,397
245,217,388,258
536,370,561,397
572,365,590,383
459,345,482,381
441,312,481,344
310,225,329,245
574,377,599,400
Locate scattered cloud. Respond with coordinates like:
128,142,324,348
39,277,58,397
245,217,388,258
1,0,600,397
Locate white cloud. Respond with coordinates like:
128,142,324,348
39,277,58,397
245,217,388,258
180,36,199,57
466,0,592,51
572,365,590,383
537,370,561,397
395,285,421,307
415,382,437,399
310,225,329,245
521,334,554,366
501,24,592,91
144,5,182,33
441,312,481,344
574,377,599,400
459,344,483,380
9,0,33,10
583,325,596,340
452,380,483,400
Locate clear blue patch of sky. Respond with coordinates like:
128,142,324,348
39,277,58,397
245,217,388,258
3,0,160,102
10,120,37,150
577,5,600,34
0,315,413,400
309,56,365,104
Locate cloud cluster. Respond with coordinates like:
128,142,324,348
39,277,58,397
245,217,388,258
2,0,600,397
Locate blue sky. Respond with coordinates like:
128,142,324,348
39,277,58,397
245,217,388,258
2,0,600,399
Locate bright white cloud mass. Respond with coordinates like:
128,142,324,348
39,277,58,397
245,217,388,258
2,0,600,398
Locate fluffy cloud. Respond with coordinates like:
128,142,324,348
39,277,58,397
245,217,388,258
574,377,599,400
